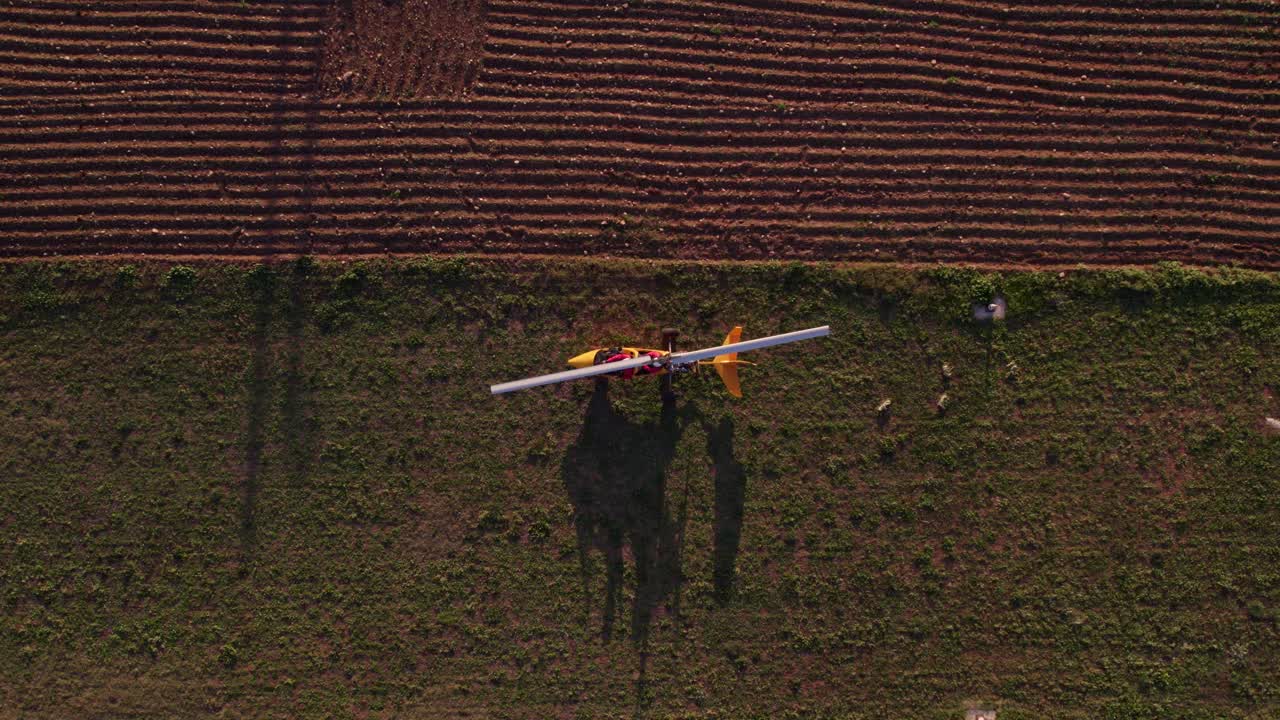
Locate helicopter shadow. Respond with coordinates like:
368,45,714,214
561,380,696,645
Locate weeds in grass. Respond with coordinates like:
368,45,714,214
0,259,1276,718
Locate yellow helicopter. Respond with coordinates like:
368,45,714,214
490,325,830,397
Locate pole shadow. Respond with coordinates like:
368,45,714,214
561,380,693,645
260,1,323,254
240,271,276,564
281,260,313,486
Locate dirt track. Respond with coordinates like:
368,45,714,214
2,1,1278,266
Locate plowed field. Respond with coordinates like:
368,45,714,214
2,1,1278,266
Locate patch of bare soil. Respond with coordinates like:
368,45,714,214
317,0,486,99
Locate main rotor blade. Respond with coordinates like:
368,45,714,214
490,355,657,395
668,325,830,366
490,325,830,395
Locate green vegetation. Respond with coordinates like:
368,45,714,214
162,264,198,302
0,259,1278,719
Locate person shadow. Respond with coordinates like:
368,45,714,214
706,417,747,605
561,379,750,717
561,379,695,645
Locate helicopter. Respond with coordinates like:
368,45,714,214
489,325,830,397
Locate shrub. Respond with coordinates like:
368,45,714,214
115,265,139,289
917,266,999,320
475,510,510,534
315,300,359,334
528,519,552,543
163,266,197,301
778,498,806,529
218,642,239,667
293,255,314,276
334,266,370,299
1246,600,1274,622
22,289,64,313
244,265,276,296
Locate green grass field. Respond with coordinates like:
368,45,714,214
1,258,1278,719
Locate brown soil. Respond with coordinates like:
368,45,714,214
1,1,1277,267
317,0,485,99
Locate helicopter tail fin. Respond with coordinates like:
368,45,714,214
708,326,754,398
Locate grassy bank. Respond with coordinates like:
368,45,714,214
1,258,1278,719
